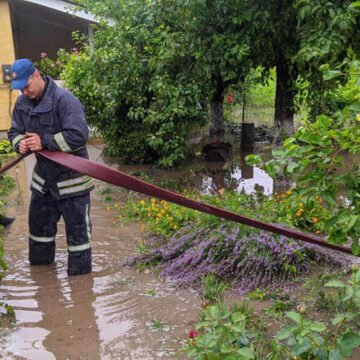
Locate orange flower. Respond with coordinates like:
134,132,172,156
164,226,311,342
296,210,301,216
286,190,292,195
313,217,318,223
281,194,286,198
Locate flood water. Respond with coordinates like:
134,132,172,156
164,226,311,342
0,143,359,359
0,146,201,360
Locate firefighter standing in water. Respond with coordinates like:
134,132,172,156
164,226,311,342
8,59,94,275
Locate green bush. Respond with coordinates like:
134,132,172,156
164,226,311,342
62,1,207,167
34,48,75,79
182,301,256,360
246,86,360,254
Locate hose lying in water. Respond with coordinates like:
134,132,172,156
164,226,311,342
0,150,356,257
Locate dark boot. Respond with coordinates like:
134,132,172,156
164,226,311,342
0,214,15,226
29,241,55,265
68,249,92,276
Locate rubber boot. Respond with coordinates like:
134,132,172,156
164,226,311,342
0,214,15,226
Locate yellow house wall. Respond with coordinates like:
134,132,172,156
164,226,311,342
0,0,16,131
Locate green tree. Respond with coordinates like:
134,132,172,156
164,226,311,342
237,0,360,145
173,0,252,137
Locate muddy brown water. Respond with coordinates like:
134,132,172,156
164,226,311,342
0,147,200,360
2,145,359,359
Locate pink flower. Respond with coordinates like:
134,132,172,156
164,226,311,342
50,63,55,67
189,330,198,339
56,61,61,66
72,47,79,55
40,52,47,58
227,96,233,102
201,299,209,308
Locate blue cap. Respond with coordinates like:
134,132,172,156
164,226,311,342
10,59,35,90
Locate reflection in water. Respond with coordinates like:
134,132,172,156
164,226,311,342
0,250,100,359
32,264,100,360
202,160,273,196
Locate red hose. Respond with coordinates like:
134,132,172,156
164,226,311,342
0,151,356,256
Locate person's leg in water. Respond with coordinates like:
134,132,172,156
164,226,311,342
28,191,61,265
60,194,92,276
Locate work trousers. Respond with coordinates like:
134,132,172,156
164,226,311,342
28,191,92,275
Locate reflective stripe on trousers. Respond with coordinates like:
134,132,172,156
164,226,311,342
29,191,92,273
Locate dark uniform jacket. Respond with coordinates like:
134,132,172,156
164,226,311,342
8,77,94,200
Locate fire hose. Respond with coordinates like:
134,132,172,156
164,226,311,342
0,150,356,257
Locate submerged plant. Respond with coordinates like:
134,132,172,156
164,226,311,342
130,222,345,294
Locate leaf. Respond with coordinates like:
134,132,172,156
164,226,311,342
276,326,294,340
337,331,360,357
283,137,296,147
323,70,343,80
350,2,360,8
309,322,326,332
290,339,312,355
272,149,285,157
237,347,254,359
238,336,249,346
220,344,234,354
207,351,219,360
329,348,343,360
286,311,302,324
345,215,359,231
285,162,299,175
231,325,246,333
343,286,354,302
245,154,261,166
325,280,346,288
196,321,212,329
321,191,337,206
0,259,8,271
332,314,345,325
351,240,360,256
349,102,360,112
231,312,245,323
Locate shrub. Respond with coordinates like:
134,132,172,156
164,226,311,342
61,1,207,167
247,108,360,255
34,48,76,79
182,301,256,360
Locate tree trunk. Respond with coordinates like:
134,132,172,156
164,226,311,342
209,77,225,138
273,49,297,148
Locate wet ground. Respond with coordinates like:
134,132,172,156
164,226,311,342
0,146,201,360
1,144,359,359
